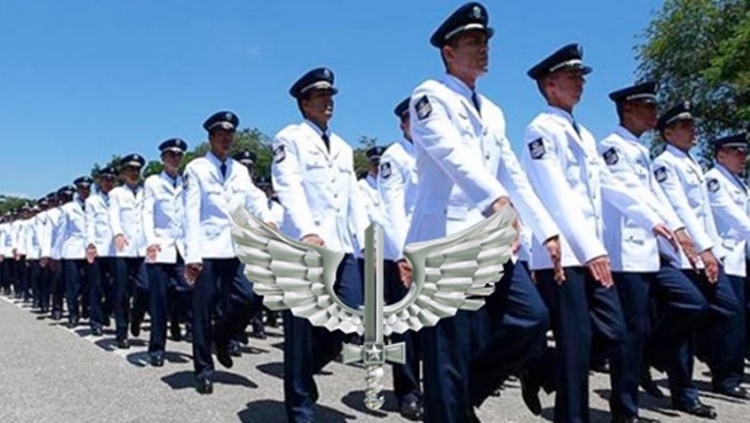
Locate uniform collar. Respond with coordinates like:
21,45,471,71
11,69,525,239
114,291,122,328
400,138,415,156
665,143,695,161
442,73,477,105
546,105,575,124
714,161,745,185
160,170,181,184
207,150,230,168
302,119,331,140
365,173,378,189
615,125,640,143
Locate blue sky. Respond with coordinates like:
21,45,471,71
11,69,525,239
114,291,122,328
0,0,664,199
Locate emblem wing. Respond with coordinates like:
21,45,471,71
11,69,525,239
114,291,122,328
230,206,363,334
384,205,517,335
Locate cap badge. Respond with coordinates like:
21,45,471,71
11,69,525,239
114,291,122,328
472,5,481,18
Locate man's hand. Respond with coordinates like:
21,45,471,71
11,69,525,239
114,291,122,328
487,196,512,216
40,257,50,268
301,234,325,247
586,255,613,288
85,245,97,264
114,234,129,252
146,244,161,263
185,263,203,286
652,223,678,250
543,235,565,284
674,229,699,271
699,249,719,284
265,222,278,232
397,259,413,289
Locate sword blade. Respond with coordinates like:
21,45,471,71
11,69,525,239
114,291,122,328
363,223,384,345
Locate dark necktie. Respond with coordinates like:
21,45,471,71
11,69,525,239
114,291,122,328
572,119,581,137
322,133,330,152
471,91,481,115
220,162,227,179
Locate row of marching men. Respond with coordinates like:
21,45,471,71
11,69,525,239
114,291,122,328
0,133,284,370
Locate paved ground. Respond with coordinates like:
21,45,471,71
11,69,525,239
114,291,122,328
1,296,748,422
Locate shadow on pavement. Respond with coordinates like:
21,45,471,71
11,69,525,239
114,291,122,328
161,370,258,390
237,399,356,422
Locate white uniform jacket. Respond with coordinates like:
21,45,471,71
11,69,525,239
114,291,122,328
86,193,115,257
522,106,662,270
59,198,87,260
142,171,186,264
598,126,685,272
705,163,750,277
183,152,273,264
406,74,560,249
109,185,146,258
271,119,369,254
653,144,724,269
378,139,418,261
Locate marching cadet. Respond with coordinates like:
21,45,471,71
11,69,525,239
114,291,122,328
183,111,275,394
12,205,29,300
704,132,750,398
406,3,570,421
109,154,147,348
598,82,710,422
358,146,387,227
521,44,676,423
143,138,190,366
377,97,422,421
86,166,118,336
0,215,9,295
232,150,267,342
35,196,55,313
26,201,43,309
48,187,71,321
652,103,746,412
59,176,93,328
272,67,369,422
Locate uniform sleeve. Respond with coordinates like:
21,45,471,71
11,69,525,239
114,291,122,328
183,164,203,264
650,174,684,231
53,209,68,258
85,199,96,248
141,180,158,247
244,180,274,224
108,190,124,239
378,155,409,259
597,156,663,232
271,131,318,239
410,87,507,214
653,160,714,252
348,153,369,250
706,175,750,241
495,134,559,244
599,143,683,231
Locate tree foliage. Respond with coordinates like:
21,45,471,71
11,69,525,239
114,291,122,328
637,0,750,164
0,195,31,216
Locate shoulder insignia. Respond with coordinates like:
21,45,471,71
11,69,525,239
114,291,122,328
415,95,432,120
380,162,392,179
707,178,720,193
603,147,619,166
528,138,545,160
654,166,667,183
273,145,286,164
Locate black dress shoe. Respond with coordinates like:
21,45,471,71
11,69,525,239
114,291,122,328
228,343,242,357
466,407,481,423
676,401,717,419
67,317,79,329
640,368,665,399
170,321,183,342
215,344,234,369
91,326,103,337
151,355,164,367
715,386,750,400
130,315,142,337
399,401,423,421
116,338,130,349
51,310,62,320
520,371,542,416
196,379,213,395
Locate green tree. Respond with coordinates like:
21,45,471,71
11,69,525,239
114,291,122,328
637,0,750,165
0,195,31,215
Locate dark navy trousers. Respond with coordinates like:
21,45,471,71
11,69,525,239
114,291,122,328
192,257,248,381
87,257,115,330
113,257,147,340
284,254,363,423
63,259,87,321
384,259,422,407
535,266,626,423
147,257,190,358
610,264,707,417
422,261,549,423
229,264,262,348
